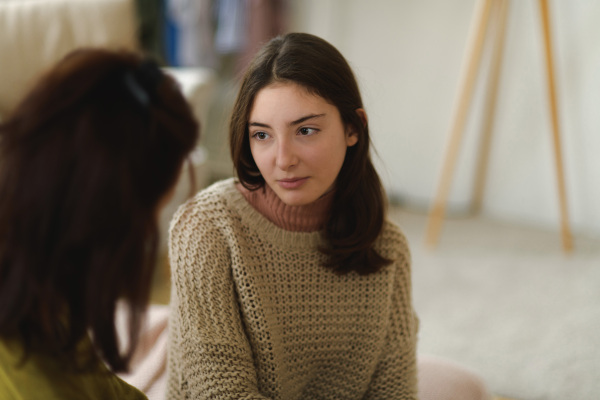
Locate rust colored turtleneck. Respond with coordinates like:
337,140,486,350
236,182,333,232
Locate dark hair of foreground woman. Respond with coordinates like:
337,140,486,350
0,48,199,373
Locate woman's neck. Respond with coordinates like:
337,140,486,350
236,182,333,232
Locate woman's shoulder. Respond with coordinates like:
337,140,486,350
170,178,240,231
186,177,239,210
376,219,411,265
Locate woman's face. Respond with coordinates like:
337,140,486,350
248,82,358,206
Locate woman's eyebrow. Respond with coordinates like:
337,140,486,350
290,113,325,126
248,121,271,128
248,113,326,129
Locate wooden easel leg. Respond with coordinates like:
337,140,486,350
425,0,495,247
538,0,574,252
472,0,510,213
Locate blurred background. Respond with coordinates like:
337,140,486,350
144,0,600,239
1,1,599,400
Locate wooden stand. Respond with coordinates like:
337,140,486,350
424,0,573,252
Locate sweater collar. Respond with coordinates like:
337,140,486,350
236,181,333,232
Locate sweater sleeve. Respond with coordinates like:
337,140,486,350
364,229,419,400
166,198,271,400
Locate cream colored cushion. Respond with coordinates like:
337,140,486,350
0,0,138,116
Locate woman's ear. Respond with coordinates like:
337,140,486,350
345,108,367,147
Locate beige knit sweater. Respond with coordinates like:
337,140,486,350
167,178,418,399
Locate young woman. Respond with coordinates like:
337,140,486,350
0,48,198,399
167,32,489,399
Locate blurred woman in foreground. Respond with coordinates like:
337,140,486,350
0,48,198,399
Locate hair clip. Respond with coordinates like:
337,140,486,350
136,58,164,95
123,71,150,107
122,58,164,110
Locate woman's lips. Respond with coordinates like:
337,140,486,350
277,177,308,189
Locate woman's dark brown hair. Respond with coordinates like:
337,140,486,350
0,48,198,372
230,32,391,275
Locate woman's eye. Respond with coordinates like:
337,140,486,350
252,131,270,140
298,127,318,136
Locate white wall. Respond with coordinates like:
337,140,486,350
289,0,600,238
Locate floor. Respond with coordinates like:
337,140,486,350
388,208,600,400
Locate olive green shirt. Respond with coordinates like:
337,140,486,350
0,337,146,400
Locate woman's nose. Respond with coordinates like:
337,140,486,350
275,139,298,170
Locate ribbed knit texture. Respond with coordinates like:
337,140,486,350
167,178,419,399
236,182,334,232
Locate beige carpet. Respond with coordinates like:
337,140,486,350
389,207,600,400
